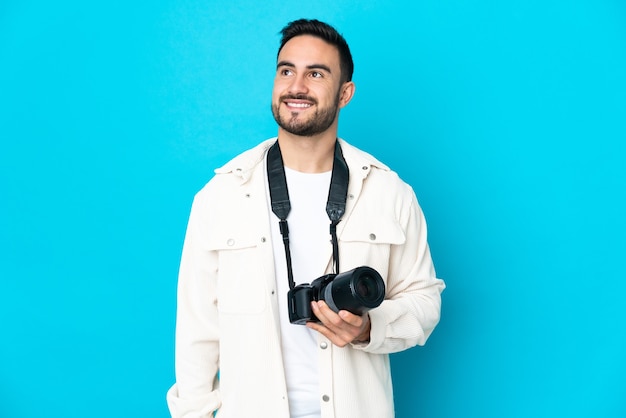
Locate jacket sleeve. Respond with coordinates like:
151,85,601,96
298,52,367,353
356,187,445,354
167,193,221,417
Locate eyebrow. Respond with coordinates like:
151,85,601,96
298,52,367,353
277,60,332,74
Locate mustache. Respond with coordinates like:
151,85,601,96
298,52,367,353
280,94,317,104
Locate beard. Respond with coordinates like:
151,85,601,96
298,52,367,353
271,92,341,137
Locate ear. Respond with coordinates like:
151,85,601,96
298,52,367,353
338,81,356,108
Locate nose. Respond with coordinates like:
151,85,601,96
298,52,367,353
288,73,308,95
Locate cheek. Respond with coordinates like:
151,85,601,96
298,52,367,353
272,83,286,102
321,84,341,103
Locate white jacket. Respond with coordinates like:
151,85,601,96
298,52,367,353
167,138,445,418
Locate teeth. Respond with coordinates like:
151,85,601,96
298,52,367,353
287,102,312,108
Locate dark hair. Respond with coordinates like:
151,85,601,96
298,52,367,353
278,19,354,83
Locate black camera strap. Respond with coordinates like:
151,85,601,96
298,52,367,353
267,140,349,290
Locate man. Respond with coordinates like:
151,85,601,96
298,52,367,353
167,19,445,418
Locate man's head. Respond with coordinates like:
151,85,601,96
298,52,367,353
278,19,354,85
272,19,355,138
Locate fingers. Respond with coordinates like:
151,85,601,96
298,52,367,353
306,301,367,347
316,301,362,328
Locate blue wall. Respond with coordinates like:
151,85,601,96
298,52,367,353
1,1,625,417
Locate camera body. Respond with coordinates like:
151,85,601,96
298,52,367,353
287,266,385,325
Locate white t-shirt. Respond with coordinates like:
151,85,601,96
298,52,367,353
268,166,332,418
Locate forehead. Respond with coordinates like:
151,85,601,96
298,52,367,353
278,35,341,69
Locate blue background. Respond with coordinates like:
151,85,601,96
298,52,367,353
1,1,625,417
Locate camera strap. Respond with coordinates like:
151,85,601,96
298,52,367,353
267,140,349,290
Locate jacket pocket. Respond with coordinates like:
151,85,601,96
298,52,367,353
339,217,406,279
207,235,267,314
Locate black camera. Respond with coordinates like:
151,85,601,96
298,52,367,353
287,266,385,325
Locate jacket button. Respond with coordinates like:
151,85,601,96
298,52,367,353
322,395,330,402
227,239,235,246
320,342,328,349
369,233,376,241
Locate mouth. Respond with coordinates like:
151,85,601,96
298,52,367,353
285,102,312,109
281,96,316,111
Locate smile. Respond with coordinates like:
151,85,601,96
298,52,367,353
284,101,313,109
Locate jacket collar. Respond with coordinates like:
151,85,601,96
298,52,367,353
338,138,390,179
214,137,390,183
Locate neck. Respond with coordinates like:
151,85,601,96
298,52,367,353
276,130,337,173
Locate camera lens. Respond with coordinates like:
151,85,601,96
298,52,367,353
356,274,377,300
322,266,385,315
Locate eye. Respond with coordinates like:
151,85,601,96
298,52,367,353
278,68,293,77
310,71,323,78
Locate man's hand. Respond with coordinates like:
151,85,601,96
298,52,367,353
306,301,371,347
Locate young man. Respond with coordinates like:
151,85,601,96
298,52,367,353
167,19,445,418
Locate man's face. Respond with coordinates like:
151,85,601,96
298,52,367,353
272,35,345,137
